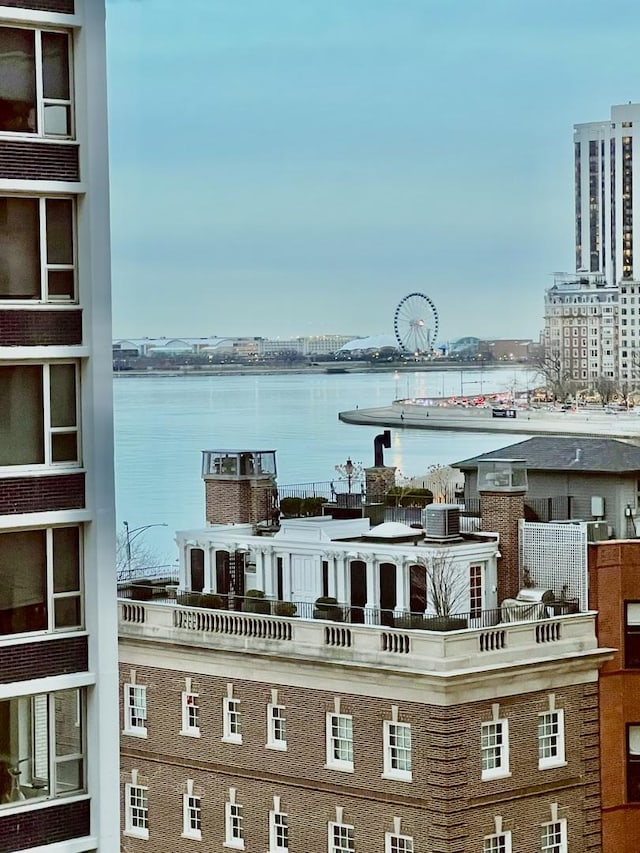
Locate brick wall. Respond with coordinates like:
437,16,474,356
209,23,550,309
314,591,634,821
205,478,274,525
0,0,73,11
480,490,525,601
0,309,82,346
120,663,601,852
0,141,80,182
0,798,89,851
0,635,87,683
588,541,640,852
0,472,84,514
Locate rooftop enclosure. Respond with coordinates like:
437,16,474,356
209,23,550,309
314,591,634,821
201,449,277,479
477,459,528,492
201,450,278,526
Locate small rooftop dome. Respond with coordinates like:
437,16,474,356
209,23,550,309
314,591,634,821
362,522,423,542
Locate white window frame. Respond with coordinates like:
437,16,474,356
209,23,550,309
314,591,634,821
123,683,147,738
269,808,289,852
0,361,81,471
326,712,354,772
328,820,355,853
0,194,77,303
0,26,74,140
382,720,412,781
482,831,512,853
222,696,242,744
385,831,414,852
541,818,568,853
481,719,510,780
266,702,287,750
124,782,149,839
182,792,202,840
224,800,244,849
181,691,200,737
538,709,566,769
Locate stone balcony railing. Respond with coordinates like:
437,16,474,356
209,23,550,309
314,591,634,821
118,599,604,676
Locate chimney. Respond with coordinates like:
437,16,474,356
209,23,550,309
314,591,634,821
364,430,395,501
477,459,528,602
201,450,278,526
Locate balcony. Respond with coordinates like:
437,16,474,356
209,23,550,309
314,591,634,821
118,598,602,677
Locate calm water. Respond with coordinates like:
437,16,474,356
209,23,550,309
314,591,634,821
113,367,534,562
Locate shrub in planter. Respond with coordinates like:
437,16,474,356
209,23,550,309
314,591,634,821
313,596,343,622
422,615,467,632
199,593,224,609
301,496,325,517
279,497,303,518
274,601,297,617
384,487,433,508
242,589,271,614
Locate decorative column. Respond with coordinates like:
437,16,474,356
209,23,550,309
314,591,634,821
394,556,408,616
335,554,347,604
364,557,378,625
203,546,214,593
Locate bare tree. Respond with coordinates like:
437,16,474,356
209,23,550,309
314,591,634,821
421,551,467,617
593,375,617,407
532,350,574,402
116,531,170,583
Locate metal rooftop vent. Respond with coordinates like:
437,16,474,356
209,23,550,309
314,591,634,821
422,504,461,541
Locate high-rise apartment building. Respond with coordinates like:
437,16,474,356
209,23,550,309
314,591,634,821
0,2,118,851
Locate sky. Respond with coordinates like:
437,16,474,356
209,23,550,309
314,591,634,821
105,0,640,344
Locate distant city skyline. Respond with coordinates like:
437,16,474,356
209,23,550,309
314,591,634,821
105,0,640,341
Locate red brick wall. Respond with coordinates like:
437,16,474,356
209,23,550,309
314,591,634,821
205,478,274,525
0,309,82,346
120,663,601,852
0,140,79,181
589,541,640,852
0,635,87,683
0,798,89,851
0,472,85,514
480,491,525,602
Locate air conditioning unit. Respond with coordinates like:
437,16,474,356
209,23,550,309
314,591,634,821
585,520,609,541
422,504,461,541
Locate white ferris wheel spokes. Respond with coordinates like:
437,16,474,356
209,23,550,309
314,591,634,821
393,293,439,353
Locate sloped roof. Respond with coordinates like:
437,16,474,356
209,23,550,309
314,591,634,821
452,436,640,474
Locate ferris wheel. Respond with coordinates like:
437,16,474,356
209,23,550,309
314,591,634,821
393,292,439,354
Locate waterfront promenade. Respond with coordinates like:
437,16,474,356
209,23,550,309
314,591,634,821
339,402,640,441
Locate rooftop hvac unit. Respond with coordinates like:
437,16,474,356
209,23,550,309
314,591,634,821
585,520,609,541
422,504,461,540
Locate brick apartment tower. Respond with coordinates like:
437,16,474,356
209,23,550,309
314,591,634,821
0,3,119,852
202,450,278,525
478,459,527,603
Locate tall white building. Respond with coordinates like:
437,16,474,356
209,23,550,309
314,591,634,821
0,2,118,851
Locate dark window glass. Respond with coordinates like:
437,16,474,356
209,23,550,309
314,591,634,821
0,28,36,132
46,199,73,266
0,530,47,634
625,602,640,668
53,526,80,592
50,364,76,428
42,32,69,101
0,198,40,298
628,724,640,802
0,366,44,465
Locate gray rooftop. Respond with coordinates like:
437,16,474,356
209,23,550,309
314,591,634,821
453,436,640,474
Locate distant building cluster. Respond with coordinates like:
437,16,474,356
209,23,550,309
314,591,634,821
543,102,640,391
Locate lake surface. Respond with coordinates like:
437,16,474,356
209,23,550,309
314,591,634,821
113,366,535,564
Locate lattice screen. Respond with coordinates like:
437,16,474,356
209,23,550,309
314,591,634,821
519,521,588,609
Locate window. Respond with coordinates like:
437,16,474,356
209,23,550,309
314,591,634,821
383,721,412,781
183,793,202,840
0,689,85,810
541,819,567,853
326,713,353,771
627,724,640,802
0,525,82,636
267,703,287,750
0,196,75,301
481,719,509,779
125,783,149,839
385,832,414,852
0,27,72,136
538,710,565,768
469,564,483,619
625,602,640,667
328,821,354,853
483,832,511,853
124,684,147,737
0,363,79,467
269,809,288,852
223,697,242,744
181,692,200,736
224,800,244,849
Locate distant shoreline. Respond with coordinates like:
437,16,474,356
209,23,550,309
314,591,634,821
113,362,534,379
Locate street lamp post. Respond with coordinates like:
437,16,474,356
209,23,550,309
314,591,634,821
345,458,354,494
123,521,168,578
